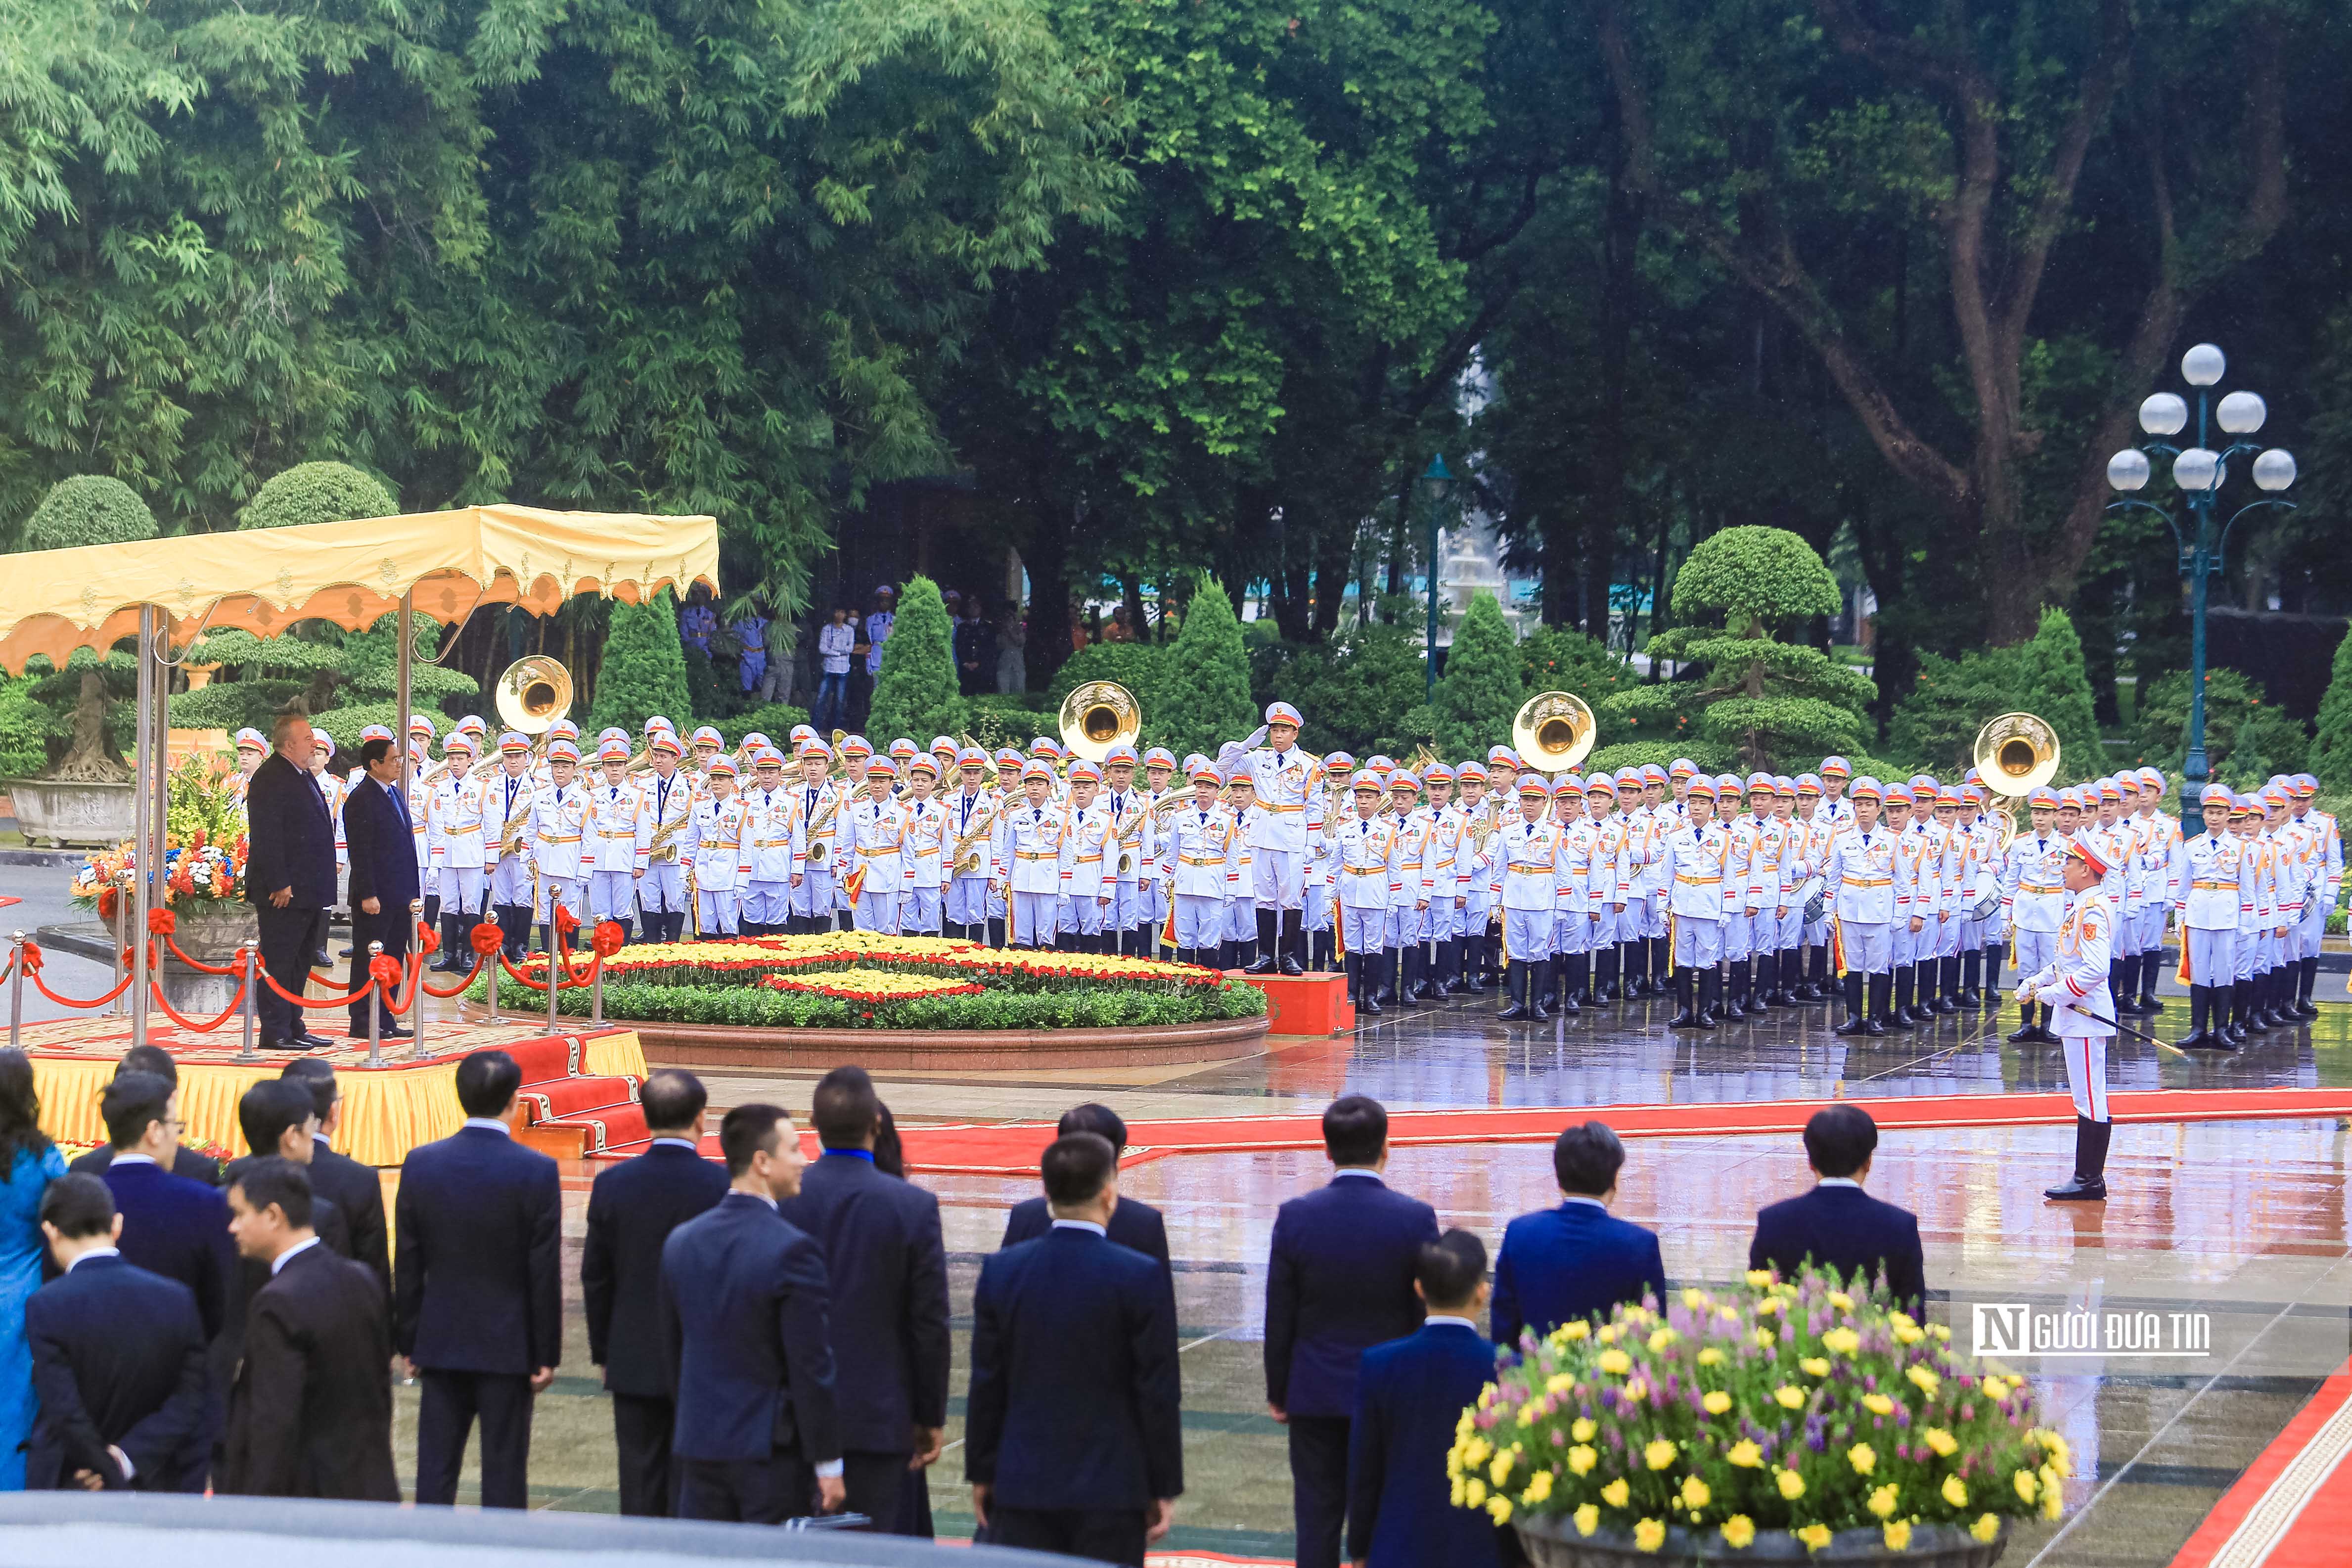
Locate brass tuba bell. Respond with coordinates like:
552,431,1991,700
1058,679,1142,763
1511,690,1597,775
495,656,574,736
1972,711,2060,847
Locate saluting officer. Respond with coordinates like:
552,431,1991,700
1217,701,1323,976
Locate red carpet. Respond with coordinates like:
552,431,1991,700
2169,1357,2352,1567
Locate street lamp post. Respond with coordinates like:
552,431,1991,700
2105,342,2297,836
1420,453,1454,703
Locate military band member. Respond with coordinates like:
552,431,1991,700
2290,773,2339,1017
1301,751,1350,973
943,747,998,943
1141,746,1180,958
530,738,590,952
685,757,749,937
2174,783,2243,1051
1165,761,1243,970
1372,772,1425,1005
1046,759,1106,952
1222,773,1265,971
1422,763,1463,994
1792,774,1832,1000
1738,773,1787,1014
530,717,578,795
1997,787,2067,1043
480,732,537,961
735,749,798,937
1553,776,1596,1016
837,758,904,933
1959,780,2001,1007
424,733,487,972
1828,778,1896,1036
1490,777,1561,1022
1101,745,1154,957
585,740,649,945
1817,756,1854,828
2253,784,2301,1030
229,728,267,820
1665,777,1731,1029
407,712,440,929
1003,759,1065,950
1453,761,1494,993
688,724,725,794
987,746,1026,945
901,756,946,936
635,732,695,942
1215,701,1322,976
786,739,843,935
2017,839,2120,1201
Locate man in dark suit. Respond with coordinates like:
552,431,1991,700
243,712,339,1050
584,1069,728,1517
341,734,420,1042
1750,1105,1927,1314
778,1067,950,1534
216,1159,400,1501
395,1050,561,1508
24,1175,209,1492
1347,1230,1508,1568
96,1073,233,1345
68,1047,222,1186
967,1132,1180,1567
218,1081,354,1391
280,1059,391,1299
1492,1121,1668,1349
1000,1103,1172,1292
660,1103,845,1524
1265,1095,1439,1568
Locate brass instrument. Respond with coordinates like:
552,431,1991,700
496,656,575,736
1510,690,1598,776
1972,711,2061,849
1058,679,1141,763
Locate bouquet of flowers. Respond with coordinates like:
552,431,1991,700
71,754,252,914
1456,1267,2069,1558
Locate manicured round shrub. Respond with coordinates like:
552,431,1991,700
238,462,397,529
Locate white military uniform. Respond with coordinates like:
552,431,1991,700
685,793,749,934
740,780,805,934
585,777,649,929
1002,797,1066,948
637,770,696,929
901,793,946,934
843,792,910,933
2021,887,2117,1122
944,784,999,939
528,778,590,930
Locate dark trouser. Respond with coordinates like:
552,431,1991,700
611,1391,676,1518
1288,1414,1351,1568
347,903,413,1035
841,1449,914,1534
676,1451,814,1524
415,1369,533,1508
989,1504,1149,1568
255,905,327,1042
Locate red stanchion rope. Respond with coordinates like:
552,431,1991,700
18,943,136,1010
258,960,377,1009
148,912,248,978
146,960,251,1033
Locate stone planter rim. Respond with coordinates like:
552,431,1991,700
1515,1515,2007,1565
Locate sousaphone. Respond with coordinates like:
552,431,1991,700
1058,679,1142,763
1511,690,1598,776
495,656,574,736
1972,711,2060,849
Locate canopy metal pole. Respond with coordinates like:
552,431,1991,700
130,607,157,1047
397,590,414,804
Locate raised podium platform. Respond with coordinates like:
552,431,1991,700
1225,968,1354,1036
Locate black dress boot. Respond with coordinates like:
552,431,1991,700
2179,985,2224,1051
1243,910,1278,974
1358,954,1384,1016
1982,942,2005,999
1834,973,1867,1035
1391,948,1420,1008
1462,936,1487,993
1748,953,1775,1011
2141,952,2167,1015
1495,959,1526,1020
1618,941,1644,998
1931,954,1958,1014
1529,961,1552,1022
1593,945,1619,1005
1552,954,1580,1015
1694,966,1720,1030
2298,955,2322,1019
1956,948,1983,1008
2243,976,2273,1033
1778,947,1803,1004
1865,973,1893,1035
1280,911,1307,976
1883,966,1913,1031
1804,946,1829,1001
2044,1116,2110,1201
1667,967,1699,1028
2005,1002,2039,1043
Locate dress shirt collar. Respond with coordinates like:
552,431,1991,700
1050,1218,1107,1236
1559,1193,1609,1210
1332,1167,1385,1184
110,1153,158,1168
1815,1176,1862,1189
462,1117,512,1136
1422,1315,1478,1331
65,1247,120,1273
270,1235,323,1276
651,1137,700,1151
725,1188,779,1211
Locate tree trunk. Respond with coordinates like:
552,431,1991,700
53,669,130,782
1588,98,1643,641
1024,489,1074,691
1311,515,1354,640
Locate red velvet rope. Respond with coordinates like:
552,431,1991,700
146,968,250,1033
419,946,490,999
258,961,377,1009
162,936,244,976
18,943,136,1010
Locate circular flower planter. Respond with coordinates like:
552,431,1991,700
627,1011,1270,1072
1516,1518,2008,1568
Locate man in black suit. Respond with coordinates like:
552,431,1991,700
583,1069,728,1517
395,1050,561,1508
279,1058,391,1299
217,1159,400,1501
1750,1105,1927,1314
68,1047,222,1186
660,1103,845,1524
967,1132,1181,1567
1000,1103,1172,1292
778,1067,950,1534
244,712,339,1050
24,1175,209,1492
1264,1095,1439,1568
341,735,420,1042
218,1081,354,1393
95,1073,233,1345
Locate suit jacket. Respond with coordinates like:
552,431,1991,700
217,1155,352,1375
244,752,337,911
778,1152,950,1453
69,1144,222,1187
1347,1322,1506,1568
393,1125,562,1374
217,1243,400,1501
1749,1184,1926,1315
659,1192,842,1466
102,1161,235,1343
583,1141,729,1398
24,1255,209,1492
965,1225,1181,1511
1003,1192,1171,1285
306,1136,391,1300
1264,1174,1439,1419
343,773,421,911
1491,1201,1668,1350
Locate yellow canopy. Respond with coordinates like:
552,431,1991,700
0,503,720,672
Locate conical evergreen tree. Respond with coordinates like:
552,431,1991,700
588,589,694,737
866,575,967,744
2313,623,2352,793
1158,578,1257,761
1433,591,1522,759
2013,607,2105,785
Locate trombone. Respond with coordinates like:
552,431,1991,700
1511,691,1598,776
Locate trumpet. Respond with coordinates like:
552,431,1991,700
1511,690,1598,775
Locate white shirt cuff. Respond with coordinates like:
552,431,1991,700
814,1459,844,1479
111,1445,134,1481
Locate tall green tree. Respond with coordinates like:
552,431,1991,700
1158,580,1256,762
866,577,967,745
2314,624,2352,794
17,477,157,780
1433,592,1523,759
588,590,693,738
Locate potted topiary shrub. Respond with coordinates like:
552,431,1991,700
1460,1268,2069,1566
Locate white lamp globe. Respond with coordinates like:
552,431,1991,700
2107,450,2151,492
2139,393,2188,437
2181,343,2226,387
2253,448,2297,492
2216,391,2266,434
2172,448,2220,491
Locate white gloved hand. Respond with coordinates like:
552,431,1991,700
2038,986,2073,1010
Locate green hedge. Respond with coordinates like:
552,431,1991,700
470,967,1267,1029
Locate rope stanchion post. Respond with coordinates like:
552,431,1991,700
486,941,499,1024
365,941,384,1069
110,872,131,1018
7,932,21,1052
547,938,561,1035
409,901,428,1059
235,943,258,1062
592,950,605,1027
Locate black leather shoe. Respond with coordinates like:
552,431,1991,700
2043,1174,2107,1201
293,1031,337,1050
1280,954,1306,977
1242,953,1278,976
1833,1013,1866,1036
257,1036,306,1052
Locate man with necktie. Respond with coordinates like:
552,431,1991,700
341,736,422,1041
243,713,339,1050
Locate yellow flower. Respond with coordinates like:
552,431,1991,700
1930,1323,1953,1341
1862,1393,1894,1416
1895,1323,1926,1345
1633,1518,1667,1553
1574,1504,1601,1537
1719,1304,1742,1323
1822,1327,1862,1355
1727,1439,1764,1469
1553,1320,1587,1344
1516,1403,1539,1428
1981,1375,2010,1400
1598,1348,1633,1376
1923,1426,1959,1458
2041,1463,2063,1495
1746,1268,1775,1288
2013,1469,2039,1503
2043,1487,2063,1521
1464,1478,1487,1507
1597,1324,1618,1344
2033,1428,2074,1477
1798,1522,1833,1553
1681,1476,1712,1509
1572,1417,1597,1442
1888,1310,1916,1332
1490,1452,1514,1487
1867,1482,1899,1518
1755,1328,1779,1348
1451,1477,1466,1507
1546,1372,1576,1395
1800,1356,1831,1378
1683,1287,1710,1309
1943,1474,1969,1507
1721,1515,1757,1549
1702,1390,1732,1415
1755,1296,1781,1316
1698,1347,1725,1367
1648,1327,1680,1352
1775,1468,1807,1500
1907,1364,1942,1396
1827,1291,1854,1311
1602,1478,1631,1509
1488,1495,1513,1524
1884,1521,1913,1552
1645,1438,1678,1471
1624,1380,1650,1404
1849,1443,1877,1475
1973,1513,2003,1543
1568,1444,1598,1477
1774,1385,1807,1410
1463,1437,1492,1468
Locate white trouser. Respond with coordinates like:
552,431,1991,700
1174,894,1225,949
854,891,901,933
792,867,835,920
1339,903,1386,956
695,889,738,935
436,866,484,919
1673,916,1722,968
1253,849,1305,909
2182,927,2234,986
1838,920,1890,975
1501,909,1553,962
2060,1029,2112,1121
741,880,793,926
2011,926,2057,979
1009,891,1057,947
588,869,638,922
638,861,687,914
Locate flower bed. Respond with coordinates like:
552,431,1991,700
1458,1268,2070,1558
470,934,1268,1031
